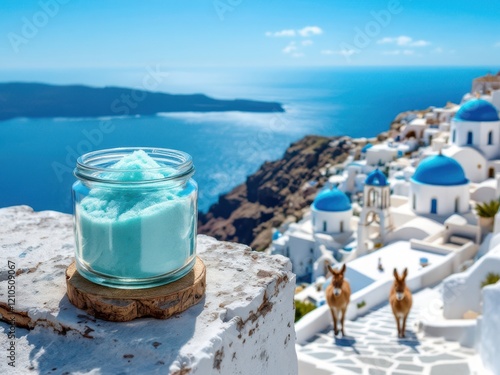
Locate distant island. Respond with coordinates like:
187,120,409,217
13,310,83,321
0,82,284,121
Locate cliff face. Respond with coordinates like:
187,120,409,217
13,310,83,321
198,135,354,250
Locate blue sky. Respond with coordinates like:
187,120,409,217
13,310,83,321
1,0,500,69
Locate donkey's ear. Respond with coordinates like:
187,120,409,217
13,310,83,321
402,268,408,280
327,264,335,275
340,263,346,274
393,268,399,280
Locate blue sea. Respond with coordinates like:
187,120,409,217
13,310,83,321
0,66,497,213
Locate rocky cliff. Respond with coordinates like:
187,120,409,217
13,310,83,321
198,108,419,251
198,136,357,250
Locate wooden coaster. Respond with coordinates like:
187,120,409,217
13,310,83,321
66,257,206,322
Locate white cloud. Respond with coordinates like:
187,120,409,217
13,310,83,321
382,49,414,56
298,26,323,37
495,42,500,48
433,47,444,53
265,29,296,37
321,49,357,57
302,40,313,46
377,35,430,47
291,52,304,58
266,26,323,38
411,40,430,47
282,41,298,54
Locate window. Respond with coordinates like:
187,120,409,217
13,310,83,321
489,167,496,178
323,221,327,232
452,130,456,143
488,131,494,145
413,194,416,210
340,221,344,233
431,198,438,214
467,131,473,145
455,198,459,213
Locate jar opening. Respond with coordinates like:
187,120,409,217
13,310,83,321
75,147,194,184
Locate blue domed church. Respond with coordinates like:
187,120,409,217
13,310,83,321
410,154,470,216
450,99,500,160
312,187,352,233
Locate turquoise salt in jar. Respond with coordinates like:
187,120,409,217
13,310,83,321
72,148,197,289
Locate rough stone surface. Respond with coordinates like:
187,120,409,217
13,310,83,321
0,206,297,375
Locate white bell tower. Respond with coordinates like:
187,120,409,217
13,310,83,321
357,169,393,257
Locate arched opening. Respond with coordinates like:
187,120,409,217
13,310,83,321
489,167,496,178
431,198,438,214
366,211,381,225
455,197,460,213
373,190,379,208
467,131,473,145
367,188,373,207
405,130,417,139
488,131,494,145
340,221,344,233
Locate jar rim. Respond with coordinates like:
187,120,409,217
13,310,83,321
74,147,194,184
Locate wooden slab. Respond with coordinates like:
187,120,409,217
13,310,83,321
66,257,206,322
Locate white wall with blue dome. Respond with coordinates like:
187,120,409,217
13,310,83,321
450,99,500,160
410,154,470,216
311,187,352,234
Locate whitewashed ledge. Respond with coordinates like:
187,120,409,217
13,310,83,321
0,206,297,375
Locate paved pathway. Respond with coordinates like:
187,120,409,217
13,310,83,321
297,288,485,375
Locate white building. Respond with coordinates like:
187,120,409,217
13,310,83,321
449,98,500,161
410,154,470,216
401,117,427,140
365,144,399,166
270,187,354,280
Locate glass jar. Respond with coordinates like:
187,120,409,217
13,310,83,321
72,147,197,289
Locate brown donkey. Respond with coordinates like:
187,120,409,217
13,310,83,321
326,264,351,337
389,268,413,338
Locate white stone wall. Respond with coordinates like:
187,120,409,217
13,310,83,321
312,207,352,234
480,281,500,375
442,245,500,319
366,146,398,166
286,234,315,278
450,119,500,160
410,181,470,216
444,147,488,183
492,90,500,111
0,206,298,375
